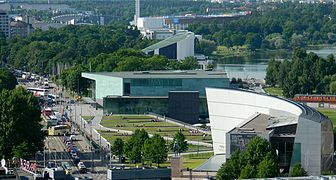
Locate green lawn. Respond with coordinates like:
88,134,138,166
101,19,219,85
115,152,214,169
264,87,284,97
101,115,212,143
183,152,214,169
318,109,336,126
99,130,212,153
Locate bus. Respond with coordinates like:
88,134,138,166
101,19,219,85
26,87,48,97
48,125,70,136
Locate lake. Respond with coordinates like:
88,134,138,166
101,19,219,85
214,47,335,80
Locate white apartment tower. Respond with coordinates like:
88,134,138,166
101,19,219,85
0,10,10,38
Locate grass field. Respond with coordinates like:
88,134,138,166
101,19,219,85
264,87,284,97
182,152,214,169
99,130,213,153
100,115,212,144
318,109,336,126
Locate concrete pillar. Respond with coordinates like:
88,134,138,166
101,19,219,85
171,156,183,178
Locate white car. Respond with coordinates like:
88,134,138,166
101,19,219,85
70,135,76,141
78,162,87,173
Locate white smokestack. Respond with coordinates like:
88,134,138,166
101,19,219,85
134,0,140,26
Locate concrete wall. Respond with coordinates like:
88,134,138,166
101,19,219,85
206,88,302,155
137,17,165,30
176,33,194,60
82,73,123,100
294,117,321,175
107,168,171,180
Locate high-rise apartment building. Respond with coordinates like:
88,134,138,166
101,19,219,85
0,10,10,38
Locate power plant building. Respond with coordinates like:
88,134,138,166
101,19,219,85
205,88,334,175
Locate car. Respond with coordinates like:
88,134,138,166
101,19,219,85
71,153,78,159
47,162,56,168
70,135,76,141
66,142,72,147
78,162,87,173
61,162,72,175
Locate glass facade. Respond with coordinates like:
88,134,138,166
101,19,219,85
103,97,168,115
103,97,209,118
131,79,182,87
159,43,177,59
271,137,295,172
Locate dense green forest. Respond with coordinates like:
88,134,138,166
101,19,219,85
187,3,336,50
0,23,198,94
1,22,152,73
266,49,336,98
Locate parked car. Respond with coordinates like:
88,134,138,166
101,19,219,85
78,162,87,173
61,162,72,175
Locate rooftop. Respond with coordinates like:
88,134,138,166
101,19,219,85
82,70,228,79
208,87,330,124
142,32,194,53
229,113,273,134
10,21,29,27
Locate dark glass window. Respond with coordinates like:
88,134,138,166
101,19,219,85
124,83,131,95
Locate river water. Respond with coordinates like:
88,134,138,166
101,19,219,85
214,48,336,80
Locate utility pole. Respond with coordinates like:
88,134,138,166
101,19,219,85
54,150,57,166
80,103,83,135
91,141,94,172
100,125,102,162
75,102,77,131
44,148,46,168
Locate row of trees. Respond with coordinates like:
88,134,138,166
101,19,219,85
60,49,199,94
0,68,46,160
111,130,188,166
0,23,152,74
188,3,336,50
0,23,199,94
216,136,307,179
266,49,336,97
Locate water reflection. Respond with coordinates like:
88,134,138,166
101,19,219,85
307,47,336,59
213,50,291,80
213,48,335,80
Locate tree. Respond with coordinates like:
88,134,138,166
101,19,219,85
60,65,89,95
217,136,278,179
0,68,17,90
112,138,124,162
265,59,280,86
329,81,336,94
239,163,255,179
195,39,216,56
245,33,262,50
124,129,149,163
0,87,46,159
216,150,244,180
142,134,167,166
244,136,274,166
290,163,307,177
257,152,279,178
179,57,199,70
170,131,188,154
